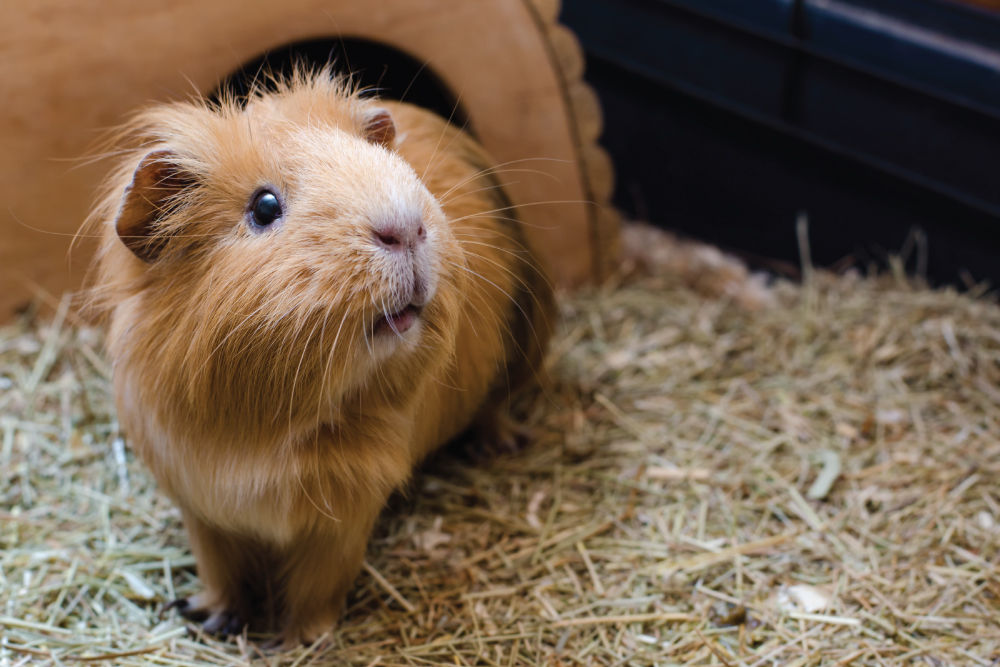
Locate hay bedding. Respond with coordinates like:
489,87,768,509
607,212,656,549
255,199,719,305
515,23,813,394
2,266,999,665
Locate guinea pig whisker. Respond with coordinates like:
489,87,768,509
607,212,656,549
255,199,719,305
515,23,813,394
448,200,597,231
452,277,516,345
450,239,556,296
438,183,514,209
287,314,325,431
296,474,341,524
436,163,561,206
450,231,537,259
380,296,403,339
449,253,552,356
443,259,548,379
443,178,595,212
433,156,570,203
361,302,399,408
435,159,569,203
188,296,278,388
440,276,530,404
419,93,469,183
449,245,539,301
317,292,351,427
311,305,335,433
446,261,520,316
361,305,375,360
449,281,545,407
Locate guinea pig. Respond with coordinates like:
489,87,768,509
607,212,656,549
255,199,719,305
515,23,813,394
88,69,554,645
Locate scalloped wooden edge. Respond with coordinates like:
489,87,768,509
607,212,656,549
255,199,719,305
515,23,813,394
524,0,621,281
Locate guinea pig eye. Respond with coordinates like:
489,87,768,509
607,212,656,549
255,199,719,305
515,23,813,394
249,190,283,229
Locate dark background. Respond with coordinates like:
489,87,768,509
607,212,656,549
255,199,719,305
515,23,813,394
560,0,1000,284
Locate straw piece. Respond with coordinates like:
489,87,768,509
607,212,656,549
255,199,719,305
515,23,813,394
806,449,842,500
552,613,695,627
362,561,415,613
647,534,794,576
787,612,861,627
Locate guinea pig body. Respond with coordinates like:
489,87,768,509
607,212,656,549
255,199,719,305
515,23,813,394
90,72,553,643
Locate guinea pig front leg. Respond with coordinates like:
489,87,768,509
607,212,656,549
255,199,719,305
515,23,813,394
278,493,386,646
171,508,259,635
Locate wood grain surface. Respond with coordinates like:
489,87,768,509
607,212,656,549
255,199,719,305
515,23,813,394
1,0,617,320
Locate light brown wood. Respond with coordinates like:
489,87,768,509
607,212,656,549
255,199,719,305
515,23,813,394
582,145,615,204
531,0,561,23
525,0,621,281
567,82,604,144
1,0,617,320
548,24,585,84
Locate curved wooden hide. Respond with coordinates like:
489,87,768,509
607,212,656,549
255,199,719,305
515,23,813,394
0,0,618,320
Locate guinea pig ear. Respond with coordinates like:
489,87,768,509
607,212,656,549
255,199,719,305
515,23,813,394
362,108,396,148
115,150,193,262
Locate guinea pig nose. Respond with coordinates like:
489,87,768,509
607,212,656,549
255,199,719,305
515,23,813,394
372,217,426,251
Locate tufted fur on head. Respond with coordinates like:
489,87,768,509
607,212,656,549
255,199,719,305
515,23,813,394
91,71,460,443
87,69,554,644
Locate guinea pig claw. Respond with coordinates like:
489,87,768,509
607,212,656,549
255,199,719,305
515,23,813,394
258,636,283,652
202,609,246,636
167,596,245,636
164,597,188,612
225,614,246,636
166,596,208,622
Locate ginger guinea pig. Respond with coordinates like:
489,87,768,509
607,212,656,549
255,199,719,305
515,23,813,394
89,71,554,644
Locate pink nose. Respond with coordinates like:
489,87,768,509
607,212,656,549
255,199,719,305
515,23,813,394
372,217,426,251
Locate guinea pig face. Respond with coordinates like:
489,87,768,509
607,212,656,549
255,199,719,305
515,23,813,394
271,120,449,363
110,96,462,424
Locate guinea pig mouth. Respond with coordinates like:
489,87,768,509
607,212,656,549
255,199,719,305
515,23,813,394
373,304,422,337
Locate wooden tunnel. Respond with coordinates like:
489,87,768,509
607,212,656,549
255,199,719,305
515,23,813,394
0,0,619,321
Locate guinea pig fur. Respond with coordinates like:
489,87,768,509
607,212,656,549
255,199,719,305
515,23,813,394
88,71,554,645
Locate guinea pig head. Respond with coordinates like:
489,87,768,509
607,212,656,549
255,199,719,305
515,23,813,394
100,81,465,440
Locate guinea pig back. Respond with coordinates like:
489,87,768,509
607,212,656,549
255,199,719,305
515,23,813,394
89,71,554,644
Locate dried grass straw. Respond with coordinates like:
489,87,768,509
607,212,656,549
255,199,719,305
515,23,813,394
2,266,998,665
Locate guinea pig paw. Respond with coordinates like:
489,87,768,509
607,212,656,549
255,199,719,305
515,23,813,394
468,411,535,461
165,596,208,622
167,595,245,636
201,609,247,637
